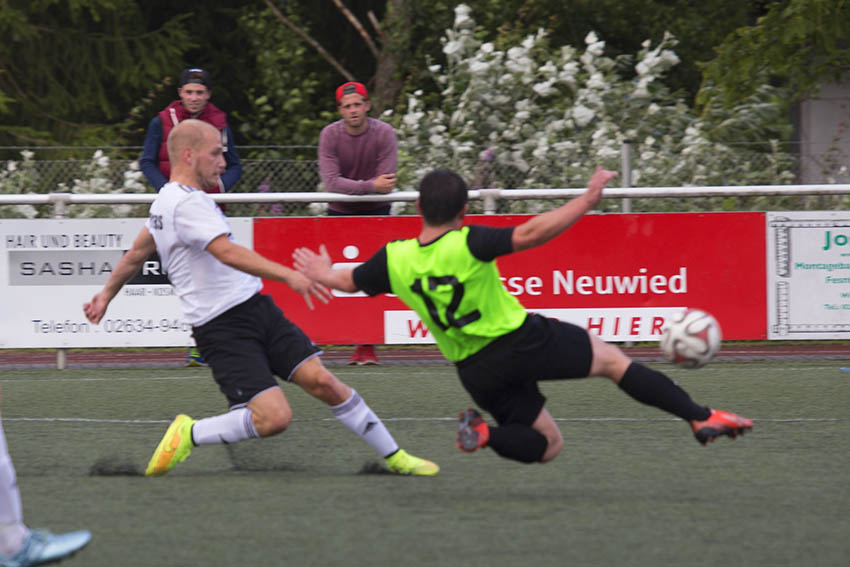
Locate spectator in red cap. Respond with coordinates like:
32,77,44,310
140,67,243,367
317,81,397,365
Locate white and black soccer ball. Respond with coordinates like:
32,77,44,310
660,308,722,369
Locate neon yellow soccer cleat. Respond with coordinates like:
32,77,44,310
385,449,439,476
145,414,196,476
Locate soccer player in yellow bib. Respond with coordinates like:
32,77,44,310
294,167,753,464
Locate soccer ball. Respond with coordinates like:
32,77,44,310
660,308,722,368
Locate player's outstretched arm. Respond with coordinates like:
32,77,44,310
293,245,359,293
511,167,618,252
83,228,157,324
206,235,331,309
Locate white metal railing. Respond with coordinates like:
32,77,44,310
1,184,850,217
3,183,850,369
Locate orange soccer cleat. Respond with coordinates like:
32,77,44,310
691,408,753,445
456,408,490,452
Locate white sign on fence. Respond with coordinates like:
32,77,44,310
0,218,253,348
767,211,850,339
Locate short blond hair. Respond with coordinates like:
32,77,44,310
166,119,218,166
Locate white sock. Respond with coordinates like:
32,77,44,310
330,390,398,458
192,408,259,445
0,420,27,555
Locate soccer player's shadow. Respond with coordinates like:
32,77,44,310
224,441,307,473
224,439,390,475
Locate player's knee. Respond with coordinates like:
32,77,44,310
253,406,292,437
589,336,632,382
540,432,563,463
307,371,349,404
312,369,339,393
531,408,563,463
293,360,349,404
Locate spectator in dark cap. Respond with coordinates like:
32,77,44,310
140,68,241,195
317,81,398,365
140,67,243,367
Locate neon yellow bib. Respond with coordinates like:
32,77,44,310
386,227,527,362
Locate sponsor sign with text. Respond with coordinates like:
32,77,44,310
0,218,252,347
767,211,850,339
255,212,767,344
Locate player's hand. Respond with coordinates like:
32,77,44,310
584,166,618,208
286,268,331,310
292,244,332,281
306,280,332,309
83,293,109,324
372,173,396,194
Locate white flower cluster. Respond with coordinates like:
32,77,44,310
0,150,149,218
0,150,40,218
395,4,795,212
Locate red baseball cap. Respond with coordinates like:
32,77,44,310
336,82,369,103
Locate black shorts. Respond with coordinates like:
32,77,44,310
456,313,592,427
192,294,321,408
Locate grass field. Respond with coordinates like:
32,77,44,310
0,360,848,566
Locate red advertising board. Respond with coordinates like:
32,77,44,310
254,212,767,344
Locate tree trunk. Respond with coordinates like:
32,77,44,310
370,0,408,116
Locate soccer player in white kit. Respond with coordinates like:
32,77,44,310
83,119,437,477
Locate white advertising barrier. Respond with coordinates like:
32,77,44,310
1,218,253,347
767,211,850,339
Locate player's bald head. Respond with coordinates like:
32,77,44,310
167,119,219,165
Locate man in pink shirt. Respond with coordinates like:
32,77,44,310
318,82,397,365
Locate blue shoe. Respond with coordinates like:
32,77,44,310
0,529,91,567
185,346,207,367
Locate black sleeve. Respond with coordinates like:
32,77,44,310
466,225,515,262
352,246,391,296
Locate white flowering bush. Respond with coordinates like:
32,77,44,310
57,150,149,218
395,4,797,213
0,150,149,218
0,151,40,218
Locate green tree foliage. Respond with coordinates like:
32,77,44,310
699,0,850,107
4,0,842,162
236,0,416,150
240,0,762,152
393,5,796,214
237,4,340,151
465,0,760,101
117,1,262,145
0,0,195,145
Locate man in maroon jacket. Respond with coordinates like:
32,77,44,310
140,68,242,195
140,68,242,367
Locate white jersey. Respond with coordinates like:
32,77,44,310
146,182,261,326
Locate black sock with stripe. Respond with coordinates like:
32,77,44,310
618,362,711,421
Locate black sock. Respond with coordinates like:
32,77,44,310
618,362,711,421
487,424,547,463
